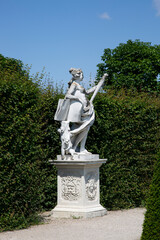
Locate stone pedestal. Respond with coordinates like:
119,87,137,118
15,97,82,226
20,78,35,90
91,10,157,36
50,154,107,218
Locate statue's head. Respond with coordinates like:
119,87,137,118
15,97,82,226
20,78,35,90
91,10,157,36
69,68,84,81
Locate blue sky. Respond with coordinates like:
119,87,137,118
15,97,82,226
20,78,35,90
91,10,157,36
0,0,160,88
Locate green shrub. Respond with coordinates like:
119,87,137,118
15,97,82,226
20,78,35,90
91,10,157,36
141,152,160,240
0,54,28,77
0,54,64,231
1,53,160,231
39,88,63,209
0,56,45,231
39,89,160,211
87,90,160,209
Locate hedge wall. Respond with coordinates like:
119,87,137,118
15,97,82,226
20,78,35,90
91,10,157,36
41,89,160,211
38,88,63,210
0,54,64,231
87,91,160,209
1,54,160,231
0,64,46,230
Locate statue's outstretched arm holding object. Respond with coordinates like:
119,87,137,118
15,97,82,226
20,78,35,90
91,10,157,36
54,68,108,159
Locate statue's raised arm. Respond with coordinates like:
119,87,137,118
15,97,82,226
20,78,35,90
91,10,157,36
90,73,108,104
54,68,108,159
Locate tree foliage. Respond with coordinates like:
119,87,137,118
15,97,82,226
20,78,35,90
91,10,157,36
97,40,160,91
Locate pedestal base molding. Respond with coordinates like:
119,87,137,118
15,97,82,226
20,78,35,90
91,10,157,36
52,205,107,218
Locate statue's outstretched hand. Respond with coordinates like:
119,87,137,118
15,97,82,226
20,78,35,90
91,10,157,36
83,105,90,112
103,73,108,78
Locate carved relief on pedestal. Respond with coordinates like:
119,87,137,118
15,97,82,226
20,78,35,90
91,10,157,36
60,171,81,201
85,171,98,201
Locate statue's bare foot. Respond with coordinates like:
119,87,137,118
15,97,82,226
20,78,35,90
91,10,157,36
69,149,77,156
79,149,92,155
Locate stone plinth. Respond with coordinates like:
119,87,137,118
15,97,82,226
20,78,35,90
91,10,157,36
50,154,107,218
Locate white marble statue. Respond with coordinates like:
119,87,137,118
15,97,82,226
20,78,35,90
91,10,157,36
54,68,107,158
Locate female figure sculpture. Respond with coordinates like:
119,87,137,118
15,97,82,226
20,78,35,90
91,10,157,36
54,68,107,158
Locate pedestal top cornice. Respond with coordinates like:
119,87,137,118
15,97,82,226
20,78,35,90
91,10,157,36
49,154,107,166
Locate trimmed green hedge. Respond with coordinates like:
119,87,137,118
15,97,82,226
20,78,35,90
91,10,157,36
38,88,63,210
0,55,62,231
141,152,160,240
1,54,160,231
0,63,45,230
87,91,160,209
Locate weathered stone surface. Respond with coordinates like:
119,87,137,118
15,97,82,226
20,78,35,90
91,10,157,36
51,155,107,219
54,68,108,157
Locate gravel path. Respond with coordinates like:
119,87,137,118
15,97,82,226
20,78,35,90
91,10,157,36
0,208,145,240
